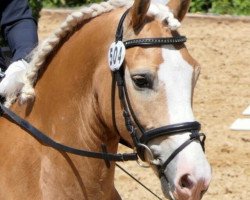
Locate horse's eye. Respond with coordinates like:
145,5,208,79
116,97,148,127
132,74,152,89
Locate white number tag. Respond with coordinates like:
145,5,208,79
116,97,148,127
108,41,126,71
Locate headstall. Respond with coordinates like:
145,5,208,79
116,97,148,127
109,9,206,177
0,9,206,176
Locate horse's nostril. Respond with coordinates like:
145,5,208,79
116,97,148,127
179,174,194,189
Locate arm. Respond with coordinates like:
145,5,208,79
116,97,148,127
1,0,38,62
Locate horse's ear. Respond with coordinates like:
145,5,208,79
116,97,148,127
130,0,151,30
167,0,191,21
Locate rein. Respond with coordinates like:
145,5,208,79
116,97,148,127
0,7,206,173
0,7,207,200
0,103,138,166
0,102,161,198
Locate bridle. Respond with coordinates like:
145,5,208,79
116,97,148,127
0,8,206,181
110,9,206,177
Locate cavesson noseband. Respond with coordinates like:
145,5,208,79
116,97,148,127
109,9,206,177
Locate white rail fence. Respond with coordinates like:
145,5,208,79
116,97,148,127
230,106,250,131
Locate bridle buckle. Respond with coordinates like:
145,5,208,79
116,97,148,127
134,143,154,168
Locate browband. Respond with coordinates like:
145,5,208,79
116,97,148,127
115,9,187,48
124,36,187,49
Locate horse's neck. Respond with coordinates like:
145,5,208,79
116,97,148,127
10,8,122,196
28,8,122,146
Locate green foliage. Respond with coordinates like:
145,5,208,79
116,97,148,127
29,0,250,16
42,0,102,8
28,0,43,20
27,0,103,20
211,0,250,15
190,0,250,15
190,0,211,13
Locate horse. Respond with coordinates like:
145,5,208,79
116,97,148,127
0,0,212,199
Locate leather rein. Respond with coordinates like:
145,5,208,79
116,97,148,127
0,9,206,176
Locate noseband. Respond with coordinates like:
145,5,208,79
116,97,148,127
110,9,206,177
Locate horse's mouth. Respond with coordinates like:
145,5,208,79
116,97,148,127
160,175,176,200
160,175,207,200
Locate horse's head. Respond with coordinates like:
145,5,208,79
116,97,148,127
112,0,212,199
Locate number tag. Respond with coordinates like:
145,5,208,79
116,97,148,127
108,41,126,71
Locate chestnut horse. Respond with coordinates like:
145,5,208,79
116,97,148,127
0,0,211,199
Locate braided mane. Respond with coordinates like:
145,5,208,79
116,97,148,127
3,0,180,107
17,0,132,106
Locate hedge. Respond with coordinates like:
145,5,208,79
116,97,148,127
190,0,250,15
41,0,101,8
28,0,43,20
28,1,102,21
211,0,250,15
28,0,249,18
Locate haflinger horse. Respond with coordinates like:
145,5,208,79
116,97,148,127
0,0,212,199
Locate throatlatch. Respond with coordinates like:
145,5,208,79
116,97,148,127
109,9,206,174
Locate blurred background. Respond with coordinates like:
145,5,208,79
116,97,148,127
0,0,249,199
29,0,250,19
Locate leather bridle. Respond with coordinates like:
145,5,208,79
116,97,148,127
110,9,206,177
0,9,206,180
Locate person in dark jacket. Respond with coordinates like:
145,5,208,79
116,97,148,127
0,0,38,96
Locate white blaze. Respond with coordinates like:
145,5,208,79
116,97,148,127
158,45,195,124
152,0,170,5
155,46,211,198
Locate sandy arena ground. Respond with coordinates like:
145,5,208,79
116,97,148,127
39,9,250,200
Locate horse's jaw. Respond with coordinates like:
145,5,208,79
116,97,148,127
158,160,211,200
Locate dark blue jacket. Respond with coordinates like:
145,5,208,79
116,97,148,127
0,0,38,70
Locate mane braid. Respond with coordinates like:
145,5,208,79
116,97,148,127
17,0,132,106
4,0,179,107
